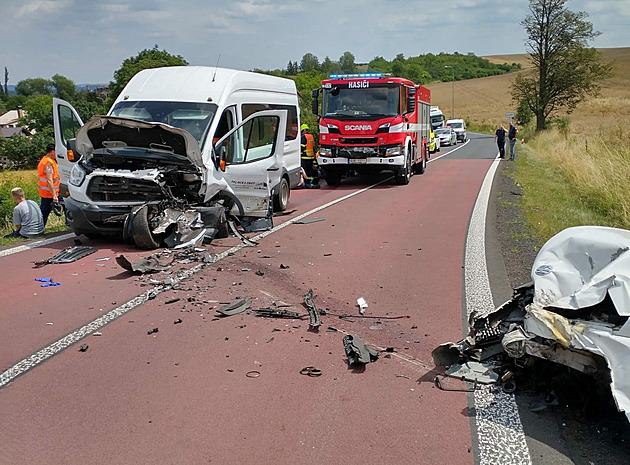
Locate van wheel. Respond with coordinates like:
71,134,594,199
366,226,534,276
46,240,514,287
273,177,290,211
129,205,162,250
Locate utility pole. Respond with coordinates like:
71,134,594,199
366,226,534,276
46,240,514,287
444,65,454,119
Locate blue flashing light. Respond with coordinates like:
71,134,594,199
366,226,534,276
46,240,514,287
329,73,383,80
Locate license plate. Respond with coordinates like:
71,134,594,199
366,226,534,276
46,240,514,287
348,158,367,164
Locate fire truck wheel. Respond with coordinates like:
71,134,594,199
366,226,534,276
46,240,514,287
414,146,427,175
130,205,162,250
395,146,412,185
325,170,343,186
273,176,290,211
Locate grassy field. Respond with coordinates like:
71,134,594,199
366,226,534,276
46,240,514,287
428,47,630,243
0,169,68,246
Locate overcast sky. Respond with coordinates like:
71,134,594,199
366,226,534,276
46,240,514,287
1,0,628,84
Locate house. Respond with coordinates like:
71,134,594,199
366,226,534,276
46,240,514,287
0,108,25,128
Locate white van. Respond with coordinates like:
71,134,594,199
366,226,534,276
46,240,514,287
445,118,467,142
52,66,301,247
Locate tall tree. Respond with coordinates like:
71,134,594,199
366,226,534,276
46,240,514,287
51,74,76,101
299,53,320,73
108,45,188,105
338,51,356,73
511,0,612,131
4,67,8,96
320,56,341,75
16,77,53,97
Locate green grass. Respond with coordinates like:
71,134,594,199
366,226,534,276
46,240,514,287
513,128,630,244
0,169,69,246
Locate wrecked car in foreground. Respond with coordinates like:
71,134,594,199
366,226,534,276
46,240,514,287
434,226,630,422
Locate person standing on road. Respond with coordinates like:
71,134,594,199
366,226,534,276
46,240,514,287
37,143,60,227
495,123,506,159
300,124,319,187
508,121,518,161
4,187,44,238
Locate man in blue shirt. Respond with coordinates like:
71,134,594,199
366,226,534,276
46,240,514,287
508,122,518,161
4,187,44,238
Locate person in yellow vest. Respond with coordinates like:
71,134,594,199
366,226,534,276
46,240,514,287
300,124,320,188
38,143,61,227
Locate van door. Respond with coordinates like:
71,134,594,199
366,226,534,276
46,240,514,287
214,110,287,217
52,98,84,197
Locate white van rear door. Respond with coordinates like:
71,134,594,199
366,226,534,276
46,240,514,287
52,98,84,194
214,110,287,217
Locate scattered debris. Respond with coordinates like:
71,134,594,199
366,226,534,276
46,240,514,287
266,337,275,344
279,264,290,269
41,282,61,287
79,344,89,352
303,289,322,328
174,318,183,324
327,326,338,332
445,361,500,384
273,209,296,217
35,277,51,282
255,270,265,276
165,298,181,305
147,328,159,335
395,374,410,379
93,257,111,262
253,308,302,319
216,299,251,316
357,297,368,315
116,254,170,274
228,220,259,246
93,332,102,336
300,366,323,377
343,334,379,366
294,217,325,225
246,371,261,378
34,246,97,266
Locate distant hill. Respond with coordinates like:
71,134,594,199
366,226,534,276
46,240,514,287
428,47,630,133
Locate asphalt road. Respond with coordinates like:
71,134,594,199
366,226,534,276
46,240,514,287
1,135,623,464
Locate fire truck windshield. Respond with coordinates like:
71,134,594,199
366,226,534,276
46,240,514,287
322,85,400,120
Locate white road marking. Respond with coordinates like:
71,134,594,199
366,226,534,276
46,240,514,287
0,177,393,388
0,233,76,258
428,139,470,163
465,157,532,464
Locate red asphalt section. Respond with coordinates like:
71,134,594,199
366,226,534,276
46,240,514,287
0,157,492,465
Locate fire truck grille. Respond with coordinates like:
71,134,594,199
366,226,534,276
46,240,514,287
88,176,162,202
339,137,378,145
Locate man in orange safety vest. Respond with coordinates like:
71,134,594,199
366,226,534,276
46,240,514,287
37,143,61,227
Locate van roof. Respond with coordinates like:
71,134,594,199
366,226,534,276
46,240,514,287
114,66,297,104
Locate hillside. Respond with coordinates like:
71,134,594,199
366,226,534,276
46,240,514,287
428,47,630,133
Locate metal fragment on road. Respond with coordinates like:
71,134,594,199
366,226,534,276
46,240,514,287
34,246,97,266
116,254,170,274
445,361,499,384
253,308,301,319
343,334,379,366
303,289,321,328
216,299,251,316
294,217,325,225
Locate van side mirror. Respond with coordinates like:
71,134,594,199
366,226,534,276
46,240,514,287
406,87,416,114
218,145,227,171
67,138,78,161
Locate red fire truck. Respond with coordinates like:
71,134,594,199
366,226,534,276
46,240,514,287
311,73,431,186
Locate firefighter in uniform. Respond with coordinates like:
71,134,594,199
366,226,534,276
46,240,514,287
37,143,61,227
300,124,319,188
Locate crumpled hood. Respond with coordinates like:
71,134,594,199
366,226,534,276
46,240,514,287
75,116,203,167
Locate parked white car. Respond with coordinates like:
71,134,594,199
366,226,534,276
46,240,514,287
435,127,457,146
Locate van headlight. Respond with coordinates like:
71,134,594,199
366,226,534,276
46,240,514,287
385,145,402,157
69,163,86,187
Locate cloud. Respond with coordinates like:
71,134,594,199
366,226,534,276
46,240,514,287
15,0,69,18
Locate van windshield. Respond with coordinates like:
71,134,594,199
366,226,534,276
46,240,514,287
448,122,463,129
110,101,218,146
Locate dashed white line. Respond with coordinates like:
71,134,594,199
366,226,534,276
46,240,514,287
465,156,532,464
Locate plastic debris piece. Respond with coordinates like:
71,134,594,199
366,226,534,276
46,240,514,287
116,254,170,274
253,308,301,319
294,217,325,225
303,289,322,328
79,344,89,352
216,299,251,316
300,366,323,377
41,282,61,287
93,332,102,336
255,270,265,276
93,257,111,262
246,371,261,378
279,264,290,269
343,334,380,366
35,277,52,282
165,298,181,305
34,246,97,266
445,361,499,384
147,327,159,335
357,297,368,315
174,318,183,324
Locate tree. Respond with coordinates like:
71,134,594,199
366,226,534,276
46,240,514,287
299,53,320,73
511,0,612,131
108,45,188,105
51,74,76,101
338,51,356,73
19,95,53,133
286,60,298,75
320,57,340,75
16,77,53,97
